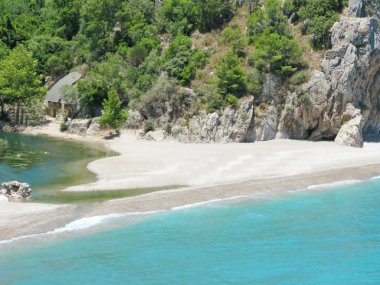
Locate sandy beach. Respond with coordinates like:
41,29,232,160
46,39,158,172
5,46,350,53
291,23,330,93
1,120,380,242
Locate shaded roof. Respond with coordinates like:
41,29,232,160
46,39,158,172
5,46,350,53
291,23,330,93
46,72,82,103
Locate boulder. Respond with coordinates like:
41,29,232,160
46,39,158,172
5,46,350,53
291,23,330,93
335,104,365,147
1,181,32,200
86,117,101,136
125,109,144,129
67,119,91,136
144,130,167,141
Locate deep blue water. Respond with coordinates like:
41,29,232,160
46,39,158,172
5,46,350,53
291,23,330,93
1,180,380,284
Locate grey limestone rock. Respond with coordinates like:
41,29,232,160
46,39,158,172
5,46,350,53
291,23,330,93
67,119,91,136
335,104,365,147
86,117,101,136
125,110,144,129
1,181,32,200
144,130,167,141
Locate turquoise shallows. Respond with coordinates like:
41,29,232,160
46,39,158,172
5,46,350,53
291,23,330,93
1,180,380,284
0,131,106,198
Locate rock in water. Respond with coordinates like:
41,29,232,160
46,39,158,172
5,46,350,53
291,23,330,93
1,181,32,201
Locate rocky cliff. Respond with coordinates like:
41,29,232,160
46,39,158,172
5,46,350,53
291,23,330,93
126,0,379,147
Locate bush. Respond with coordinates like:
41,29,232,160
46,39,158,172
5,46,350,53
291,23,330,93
248,0,291,39
60,122,68,132
299,91,312,105
226,94,239,106
138,73,178,111
246,68,263,96
196,84,225,113
180,50,207,85
289,70,311,86
216,51,247,97
144,120,154,132
296,0,344,48
253,32,302,75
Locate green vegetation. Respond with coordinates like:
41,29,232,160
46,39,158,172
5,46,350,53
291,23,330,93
216,51,247,97
0,0,344,121
99,89,128,132
284,0,346,48
248,0,303,76
0,45,46,123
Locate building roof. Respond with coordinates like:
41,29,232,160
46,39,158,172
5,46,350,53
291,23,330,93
46,72,82,103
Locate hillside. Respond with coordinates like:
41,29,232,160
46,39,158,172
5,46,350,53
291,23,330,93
1,0,379,148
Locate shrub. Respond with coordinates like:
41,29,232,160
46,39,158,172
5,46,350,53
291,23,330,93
60,122,68,132
144,120,154,132
289,70,311,86
138,73,178,111
216,51,247,97
295,0,344,48
99,89,128,131
299,91,312,105
196,84,225,113
248,0,291,39
253,32,302,75
246,68,263,96
226,94,239,106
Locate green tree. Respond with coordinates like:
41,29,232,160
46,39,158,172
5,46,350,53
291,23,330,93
99,89,128,132
248,0,290,39
253,32,302,75
53,0,81,40
195,0,233,32
0,45,46,122
216,51,247,97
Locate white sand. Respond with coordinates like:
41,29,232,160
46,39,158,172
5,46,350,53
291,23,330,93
65,132,380,191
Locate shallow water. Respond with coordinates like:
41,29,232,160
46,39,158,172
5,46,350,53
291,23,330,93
0,131,106,201
1,179,379,284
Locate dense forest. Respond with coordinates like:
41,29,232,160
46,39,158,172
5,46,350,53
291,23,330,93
0,0,347,127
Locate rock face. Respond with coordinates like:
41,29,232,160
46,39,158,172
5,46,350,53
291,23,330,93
132,2,380,147
171,96,255,143
347,0,380,18
278,8,380,145
1,181,32,200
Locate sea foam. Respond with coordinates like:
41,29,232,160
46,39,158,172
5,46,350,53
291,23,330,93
0,210,162,245
307,180,362,190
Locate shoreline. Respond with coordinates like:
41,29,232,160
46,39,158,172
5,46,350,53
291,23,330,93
1,164,380,245
1,120,380,243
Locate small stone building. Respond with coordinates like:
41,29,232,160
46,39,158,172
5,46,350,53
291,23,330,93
46,72,82,117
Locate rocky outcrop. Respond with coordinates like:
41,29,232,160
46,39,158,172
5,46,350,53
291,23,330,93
1,181,32,200
278,13,380,145
67,118,101,136
144,130,167,141
347,0,380,18
125,110,144,129
127,0,380,147
171,96,255,143
86,117,101,136
334,104,365,147
67,119,91,136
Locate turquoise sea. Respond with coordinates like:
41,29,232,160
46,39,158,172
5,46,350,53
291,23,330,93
1,179,380,284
